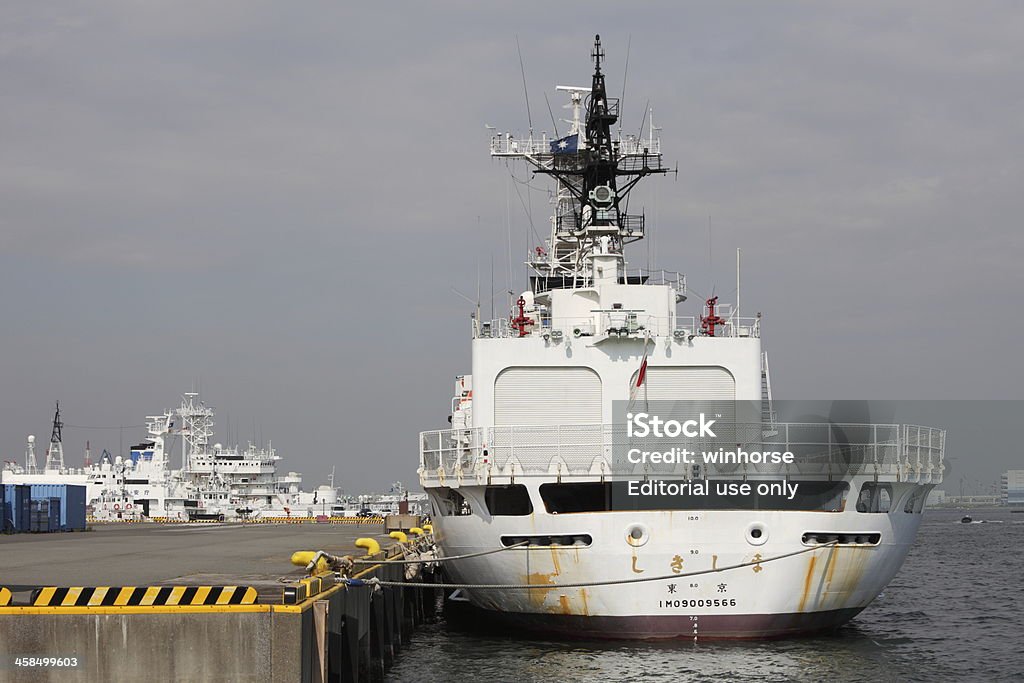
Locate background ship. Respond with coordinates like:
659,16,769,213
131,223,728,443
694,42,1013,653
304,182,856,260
418,36,945,639
3,393,370,520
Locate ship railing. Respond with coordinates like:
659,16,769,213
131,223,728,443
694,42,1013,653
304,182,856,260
419,422,945,484
527,268,686,297
489,133,661,158
472,312,760,341
555,211,646,236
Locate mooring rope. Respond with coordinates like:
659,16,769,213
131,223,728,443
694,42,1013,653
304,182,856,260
350,540,529,565
347,541,839,590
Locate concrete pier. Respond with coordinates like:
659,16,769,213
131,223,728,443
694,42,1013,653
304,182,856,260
0,521,439,681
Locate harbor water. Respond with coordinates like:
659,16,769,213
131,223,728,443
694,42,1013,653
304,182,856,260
388,508,1023,682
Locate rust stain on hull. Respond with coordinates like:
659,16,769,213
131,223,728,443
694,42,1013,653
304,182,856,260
558,595,571,614
825,547,839,585
550,547,562,576
798,555,817,613
523,572,557,608
822,547,870,610
798,546,872,613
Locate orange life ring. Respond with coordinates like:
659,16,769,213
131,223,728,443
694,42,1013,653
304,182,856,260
113,504,120,510
126,504,133,510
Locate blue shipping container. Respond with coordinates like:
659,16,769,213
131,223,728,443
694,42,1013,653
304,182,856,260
65,485,87,530
49,497,61,531
3,484,32,532
30,499,50,532
27,484,87,531
2,485,12,532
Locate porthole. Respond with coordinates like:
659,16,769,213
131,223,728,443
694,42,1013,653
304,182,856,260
746,522,768,546
625,524,649,547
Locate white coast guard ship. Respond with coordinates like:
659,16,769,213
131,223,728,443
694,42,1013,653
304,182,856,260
2,395,339,521
418,36,944,639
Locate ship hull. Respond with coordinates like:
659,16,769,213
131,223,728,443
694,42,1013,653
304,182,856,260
447,599,865,640
429,485,926,639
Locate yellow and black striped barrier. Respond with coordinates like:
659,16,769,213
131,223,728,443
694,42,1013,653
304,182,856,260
0,587,11,606
282,573,336,605
31,585,258,607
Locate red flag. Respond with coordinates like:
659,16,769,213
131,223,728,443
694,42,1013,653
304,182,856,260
636,356,648,388
630,334,652,405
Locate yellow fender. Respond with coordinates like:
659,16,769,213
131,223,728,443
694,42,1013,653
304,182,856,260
389,531,408,543
355,537,381,556
408,527,424,536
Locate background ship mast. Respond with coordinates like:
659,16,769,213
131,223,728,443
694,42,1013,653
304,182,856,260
44,401,65,471
178,392,214,471
24,434,37,473
491,35,670,294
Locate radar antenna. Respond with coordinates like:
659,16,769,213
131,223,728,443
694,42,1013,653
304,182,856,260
490,35,670,295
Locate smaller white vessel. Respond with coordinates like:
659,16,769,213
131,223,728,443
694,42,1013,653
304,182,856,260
2,393,339,521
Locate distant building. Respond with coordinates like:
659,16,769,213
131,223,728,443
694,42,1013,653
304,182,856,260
1002,470,1024,507
925,489,947,507
947,494,1001,506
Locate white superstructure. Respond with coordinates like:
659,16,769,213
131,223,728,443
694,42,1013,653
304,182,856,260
418,36,944,639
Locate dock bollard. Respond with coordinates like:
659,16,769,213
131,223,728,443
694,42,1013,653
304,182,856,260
290,550,330,574
355,538,381,556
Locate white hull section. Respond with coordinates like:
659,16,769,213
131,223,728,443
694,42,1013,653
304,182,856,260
430,491,924,638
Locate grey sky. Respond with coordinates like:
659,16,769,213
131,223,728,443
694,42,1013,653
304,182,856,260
1,2,1021,494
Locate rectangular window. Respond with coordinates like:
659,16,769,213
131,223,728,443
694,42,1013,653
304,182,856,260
540,482,612,513
484,485,533,515
541,481,848,513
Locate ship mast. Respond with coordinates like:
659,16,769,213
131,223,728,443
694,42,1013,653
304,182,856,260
491,35,669,295
25,434,37,473
178,392,214,471
44,401,65,471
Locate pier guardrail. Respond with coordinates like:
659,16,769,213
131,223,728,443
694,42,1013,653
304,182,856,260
419,422,945,484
